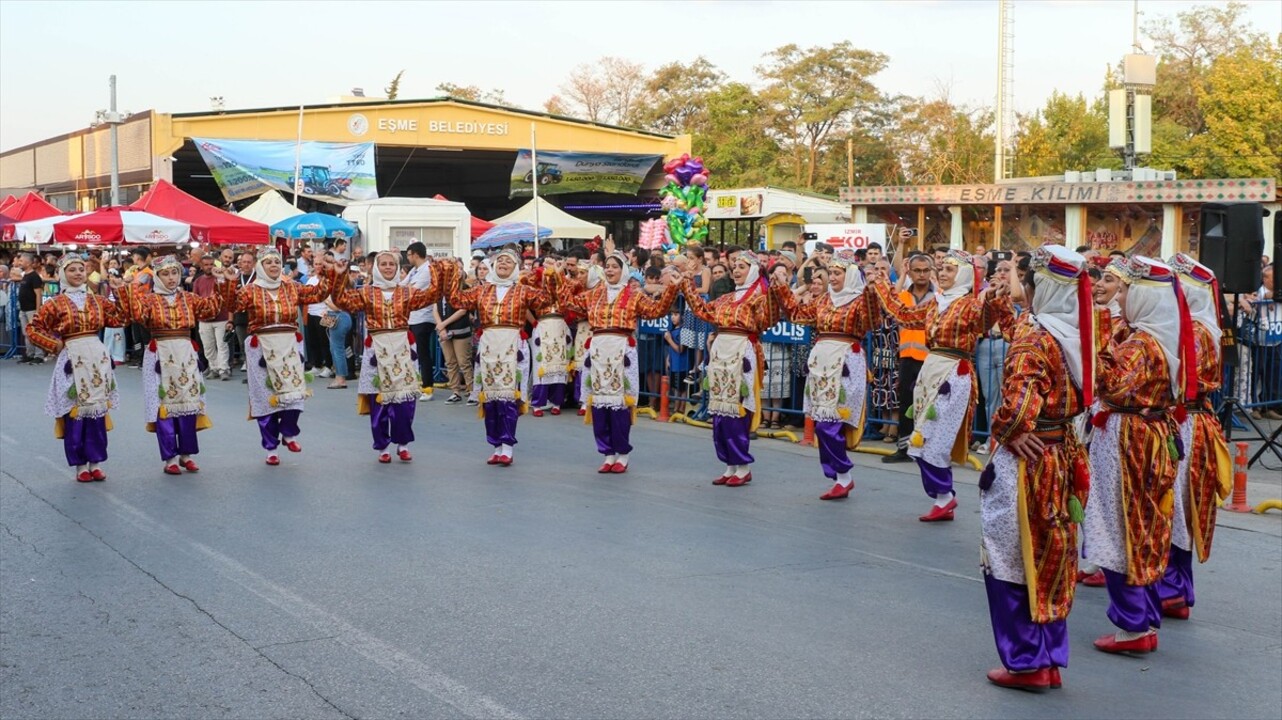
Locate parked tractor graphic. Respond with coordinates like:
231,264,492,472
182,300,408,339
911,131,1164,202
522,162,564,186
289,165,353,197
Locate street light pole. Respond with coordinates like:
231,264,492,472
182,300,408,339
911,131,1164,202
108,75,120,206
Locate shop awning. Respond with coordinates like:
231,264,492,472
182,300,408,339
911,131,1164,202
1,192,64,241
489,197,604,240
130,180,269,245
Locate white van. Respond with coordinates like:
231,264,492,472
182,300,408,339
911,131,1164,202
341,197,471,259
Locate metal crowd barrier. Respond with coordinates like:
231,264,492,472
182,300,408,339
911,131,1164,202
0,282,19,359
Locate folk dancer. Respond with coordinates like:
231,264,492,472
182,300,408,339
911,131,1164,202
1156,253,1232,621
556,252,679,473
1084,256,1194,654
25,255,127,482
525,264,574,417
111,255,229,475
871,249,1014,521
771,251,882,500
220,247,337,466
331,251,453,464
979,245,1095,691
445,247,558,466
681,253,779,486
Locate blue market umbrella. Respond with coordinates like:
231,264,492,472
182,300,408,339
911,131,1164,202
472,222,552,250
270,212,357,241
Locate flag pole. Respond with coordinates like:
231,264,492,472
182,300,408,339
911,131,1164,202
530,123,540,259
292,104,304,209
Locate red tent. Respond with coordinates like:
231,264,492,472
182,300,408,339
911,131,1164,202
1,192,63,241
130,179,269,245
433,194,494,239
0,195,17,213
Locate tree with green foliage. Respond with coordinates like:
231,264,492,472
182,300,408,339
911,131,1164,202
384,70,405,101
635,57,726,136
435,83,508,106
1185,41,1282,178
1011,92,1118,177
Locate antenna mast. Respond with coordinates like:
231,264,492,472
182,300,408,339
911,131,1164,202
994,0,1016,181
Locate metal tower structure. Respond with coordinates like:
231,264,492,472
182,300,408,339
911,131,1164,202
994,0,1016,181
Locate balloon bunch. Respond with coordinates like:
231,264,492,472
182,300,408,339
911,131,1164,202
659,153,710,248
637,219,668,251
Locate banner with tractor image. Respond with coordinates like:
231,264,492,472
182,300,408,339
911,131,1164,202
509,150,662,197
193,138,378,205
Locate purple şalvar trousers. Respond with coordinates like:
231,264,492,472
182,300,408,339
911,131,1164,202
591,406,632,455
1103,568,1163,632
1156,546,1196,608
154,415,199,460
61,415,108,466
530,383,567,409
484,400,519,448
984,574,1069,672
257,409,302,451
712,414,754,466
369,397,416,451
915,456,953,498
814,420,853,479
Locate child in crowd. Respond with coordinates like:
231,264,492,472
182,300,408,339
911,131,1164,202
664,310,690,415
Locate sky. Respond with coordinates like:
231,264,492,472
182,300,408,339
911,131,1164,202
1,0,1280,152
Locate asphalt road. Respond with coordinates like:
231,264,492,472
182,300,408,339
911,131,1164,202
2,359,1280,719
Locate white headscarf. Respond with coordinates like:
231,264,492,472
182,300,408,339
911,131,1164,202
1169,253,1222,346
603,251,629,302
585,264,604,290
486,249,519,288
1122,256,1184,396
57,256,87,296
935,249,976,313
827,254,866,308
372,250,403,291
253,249,283,291
733,254,761,301
1030,245,1090,399
152,255,183,298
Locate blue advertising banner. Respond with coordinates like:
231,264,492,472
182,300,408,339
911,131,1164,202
760,320,812,345
193,138,377,206
510,150,661,197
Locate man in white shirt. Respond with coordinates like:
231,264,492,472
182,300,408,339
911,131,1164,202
402,242,436,400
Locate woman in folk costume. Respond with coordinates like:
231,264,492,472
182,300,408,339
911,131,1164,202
682,253,779,486
563,264,605,417
871,249,1014,521
111,255,228,475
332,250,454,464
220,247,338,466
524,263,574,417
26,255,127,483
1156,253,1231,621
1084,256,1194,655
556,252,679,473
1095,257,1131,344
979,246,1096,691
446,247,558,466
770,250,882,500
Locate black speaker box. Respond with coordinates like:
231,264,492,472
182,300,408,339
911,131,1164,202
1198,202,1265,294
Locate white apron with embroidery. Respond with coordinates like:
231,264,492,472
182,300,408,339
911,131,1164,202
247,331,309,418
707,334,755,418
586,333,637,410
476,327,528,403
46,335,117,419
805,339,865,425
533,316,572,386
143,337,204,423
359,331,421,405
909,352,971,467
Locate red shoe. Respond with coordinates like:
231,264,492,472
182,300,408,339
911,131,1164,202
725,473,752,487
820,482,852,500
497,455,512,467
76,471,93,483
986,667,1051,692
90,468,106,482
711,475,730,485
1049,668,1062,689
1161,598,1190,620
1079,570,1106,587
919,497,957,522
164,463,182,475
487,453,501,465
265,455,280,466
609,462,627,474
285,440,302,453
1093,632,1156,654
577,408,586,416
532,408,545,417
378,453,392,464
598,462,614,474
398,449,412,462
181,459,199,473
550,407,562,416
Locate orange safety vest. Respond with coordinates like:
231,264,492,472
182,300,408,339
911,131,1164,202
897,288,928,361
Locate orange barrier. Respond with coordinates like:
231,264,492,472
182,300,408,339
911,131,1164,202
657,376,671,423
802,417,815,446
1225,441,1253,513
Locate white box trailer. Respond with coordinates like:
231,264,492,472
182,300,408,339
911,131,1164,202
341,197,471,259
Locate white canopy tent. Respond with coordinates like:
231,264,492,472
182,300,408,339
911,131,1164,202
490,197,605,240
237,190,302,226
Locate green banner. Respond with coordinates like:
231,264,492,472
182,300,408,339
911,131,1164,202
510,150,661,197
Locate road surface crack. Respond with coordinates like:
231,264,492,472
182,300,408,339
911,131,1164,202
2,471,358,720
0,521,47,558
257,635,339,651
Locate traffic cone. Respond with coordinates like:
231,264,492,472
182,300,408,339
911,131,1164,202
657,375,671,423
1225,441,1253,513
802,416,815,446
